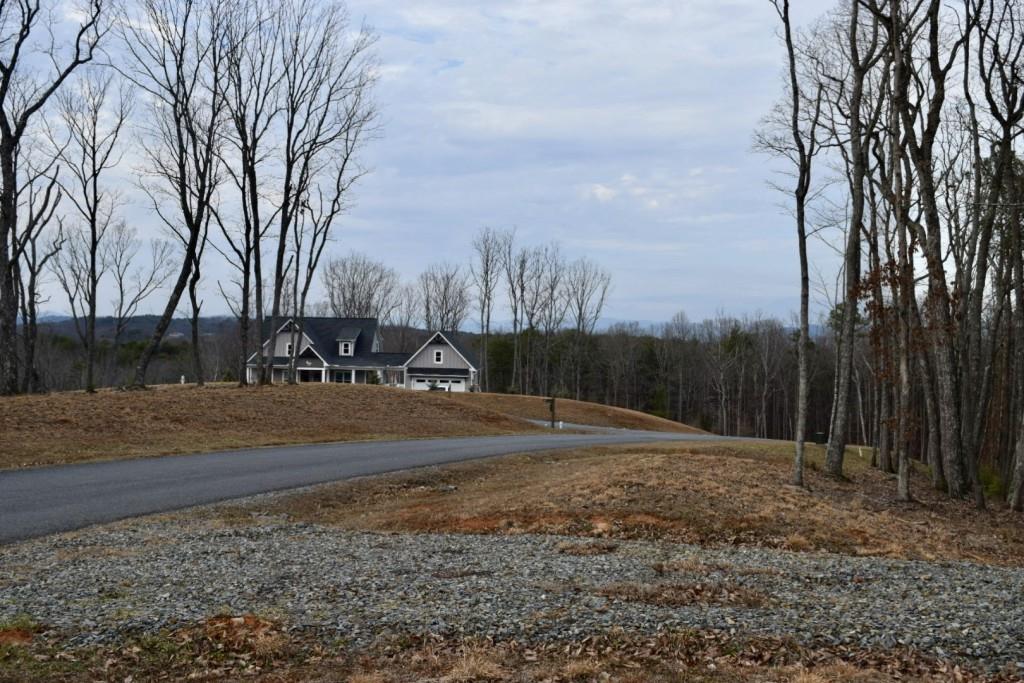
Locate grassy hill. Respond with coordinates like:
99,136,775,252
0,384,703,470
450,392,706,434
0,384,536,469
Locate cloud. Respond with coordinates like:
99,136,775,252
580,183,618,203
41,0,843,325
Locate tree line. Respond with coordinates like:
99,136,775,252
0,0,376,396
761,0,1024,510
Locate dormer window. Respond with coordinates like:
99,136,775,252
434,350,443,364
286,342,293,356
339,341,353,356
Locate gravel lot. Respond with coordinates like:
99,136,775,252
2,518,1022,673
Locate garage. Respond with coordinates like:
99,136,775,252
408,375,468,392
401,331,479,392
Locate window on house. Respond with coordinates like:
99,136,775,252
434,350,443,364
285,342,293,356
339,341,352,356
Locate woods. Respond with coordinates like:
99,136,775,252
759,0,1024,508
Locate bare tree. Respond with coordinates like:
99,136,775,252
498,229,525,391
420,262,470,334
120,0,228,388
470,226,501,391
0,0,107,395
819,0,883,480
387,282,421,352
321,252,399,319
104,222,174,383
47,70,131,392
16,150,64,392
536,243,568,396
217,0,283,385
288,144,374,383
265,0,377,382
756,0,825,486
565,257,611,401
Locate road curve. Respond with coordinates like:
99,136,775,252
0,430,730,545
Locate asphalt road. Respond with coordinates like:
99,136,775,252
0,430,730,545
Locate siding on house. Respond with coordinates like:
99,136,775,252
270,329,316,357
407,342,472,371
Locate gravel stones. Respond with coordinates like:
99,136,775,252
1,519,1022,672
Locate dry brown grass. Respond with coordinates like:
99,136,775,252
249,630,1019,682
0,383,539,469
224,440,1024,565
449,391,706,433
1,621,1007,682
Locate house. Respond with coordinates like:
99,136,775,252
246,317,479,392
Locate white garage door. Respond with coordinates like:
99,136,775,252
409,377,467,392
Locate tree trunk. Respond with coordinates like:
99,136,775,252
0,141,19,395
189,254,205,386
132,246,196,388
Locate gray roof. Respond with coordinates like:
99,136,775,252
446,334,479,368
248,317,479,372
250,317,412,368
335,326,362,341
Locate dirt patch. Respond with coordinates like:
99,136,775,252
224,441,1024,565
0,383,538,469
0,628,33,646
449,392,705,433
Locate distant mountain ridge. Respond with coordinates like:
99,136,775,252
38,315,239,342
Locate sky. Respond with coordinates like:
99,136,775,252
44,0,842,327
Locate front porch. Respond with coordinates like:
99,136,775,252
246,365,406,386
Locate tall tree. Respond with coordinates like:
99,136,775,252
48,70,131,392
265,0,376,382
757,0,825,486
824,0,882,479
0,0,106,395
120,0,228,388
16,149,64,393
218,0,282,386
471,227,501,392
565,257,611,401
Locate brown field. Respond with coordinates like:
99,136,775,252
215,440,1024,566
449,391,705,433
0,384,704,470
0,383,539,469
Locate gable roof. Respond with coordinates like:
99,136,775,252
403,330,478,370
255,317,391,366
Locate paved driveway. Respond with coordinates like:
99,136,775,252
0,430,731,545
